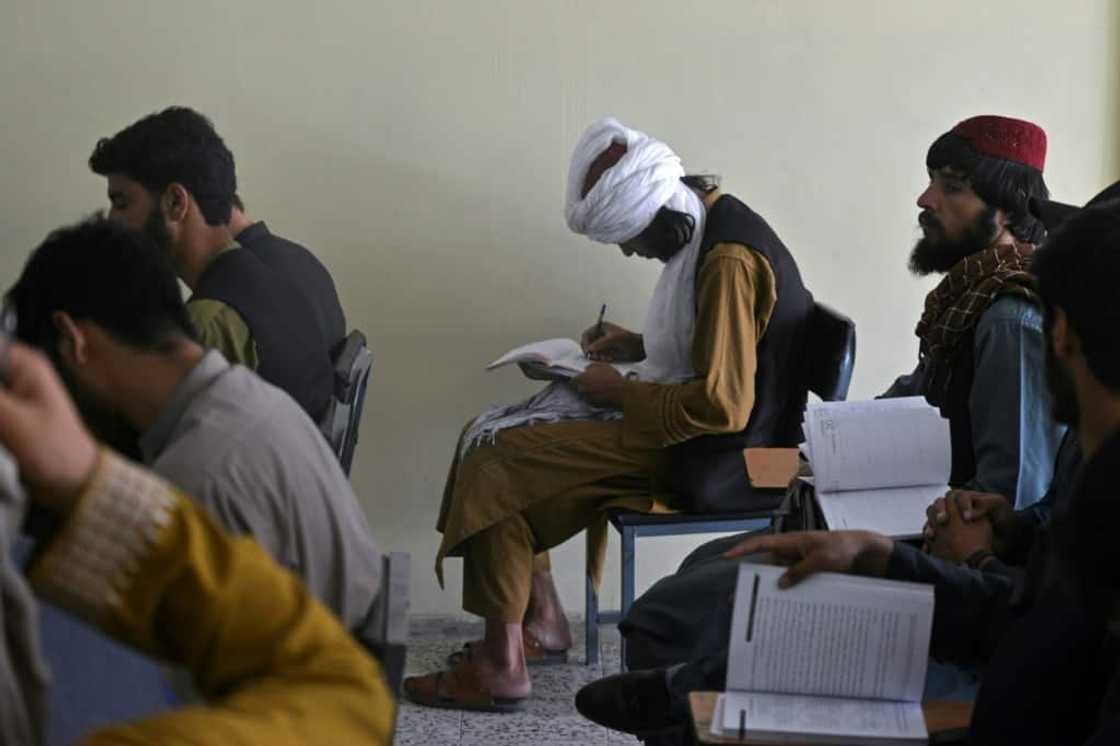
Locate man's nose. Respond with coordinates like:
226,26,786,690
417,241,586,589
916,185,936,210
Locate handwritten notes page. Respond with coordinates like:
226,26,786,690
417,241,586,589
486,338,641,379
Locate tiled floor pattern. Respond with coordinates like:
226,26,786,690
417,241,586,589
396,617,639,745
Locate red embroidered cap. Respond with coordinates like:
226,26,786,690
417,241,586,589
951,115,1047,171
581,141,628,198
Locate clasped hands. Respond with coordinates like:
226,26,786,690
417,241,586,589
921,489,1014,565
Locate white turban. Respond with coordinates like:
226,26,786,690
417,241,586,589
564,117,685,244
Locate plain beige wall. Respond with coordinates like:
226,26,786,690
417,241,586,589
1,1,1117,618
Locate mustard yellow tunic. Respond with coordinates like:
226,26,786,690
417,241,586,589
30,450,395,746
435,191,779,619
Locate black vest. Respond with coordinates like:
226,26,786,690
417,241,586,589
193,249,334,422
669,194,815,513
236,222,347,356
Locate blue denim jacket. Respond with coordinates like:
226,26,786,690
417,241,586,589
885,296,1066,508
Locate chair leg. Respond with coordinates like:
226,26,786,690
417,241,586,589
585,571,599,666
619,526,636,672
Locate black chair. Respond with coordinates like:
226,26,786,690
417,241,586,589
321,330,374,476
584,301,856,667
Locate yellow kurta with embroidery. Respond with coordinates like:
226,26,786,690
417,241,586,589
29,450,395,746
437,191,778,588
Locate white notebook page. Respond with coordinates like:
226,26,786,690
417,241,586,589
816,484,949,539
486,337,642,378
486,338,585,371
718,691,926,742
726,564,933,701
803,398,950,493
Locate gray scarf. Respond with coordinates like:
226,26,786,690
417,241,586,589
0,447,49,746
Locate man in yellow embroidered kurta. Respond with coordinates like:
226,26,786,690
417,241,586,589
0,343,395,745
407,118,796,712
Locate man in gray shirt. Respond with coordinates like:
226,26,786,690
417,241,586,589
7,216,382,640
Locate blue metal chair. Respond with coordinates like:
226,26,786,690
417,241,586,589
9,536,177,746
322,330,374,476
584,301,856,667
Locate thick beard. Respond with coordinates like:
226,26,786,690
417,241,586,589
142,204,173,252
1045,341,1080,427
909,207,1000,276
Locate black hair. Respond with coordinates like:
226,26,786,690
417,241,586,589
634,173,723,256
927,132,1049,244
89,107,236,226
7,216,195,353
231,193,245,212
1032,204,1120,390
681,173,721,194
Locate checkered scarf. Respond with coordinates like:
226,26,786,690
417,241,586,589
916,240,1038,361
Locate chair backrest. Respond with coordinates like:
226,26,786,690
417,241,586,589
321,330,374,476
368,551,410,697
802,302,856,402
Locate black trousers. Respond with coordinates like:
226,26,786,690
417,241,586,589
620,530,770,690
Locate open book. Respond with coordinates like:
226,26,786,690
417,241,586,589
712,563,934,744
486,338,641,380
801,397,951,539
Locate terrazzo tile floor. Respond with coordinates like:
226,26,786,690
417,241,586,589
396,617,641,745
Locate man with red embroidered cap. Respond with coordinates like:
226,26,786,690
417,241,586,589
403,117,815,712
886,114,1064,506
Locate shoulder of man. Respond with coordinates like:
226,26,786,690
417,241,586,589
976,294,1044,334
700,241,774,275
186,298,260,370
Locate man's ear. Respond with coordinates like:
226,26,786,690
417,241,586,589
993,207,1011,231
1049,307,1079,363
51,311,88,365
163,183,192,224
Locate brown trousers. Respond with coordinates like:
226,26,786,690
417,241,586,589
436,420,674,622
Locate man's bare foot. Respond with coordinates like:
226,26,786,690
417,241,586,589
469,622,532,698
522,569,573,651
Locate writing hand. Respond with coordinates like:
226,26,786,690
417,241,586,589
580,322,644,363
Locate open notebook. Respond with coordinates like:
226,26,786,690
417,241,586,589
712,563,934,744
486,338,641,379
801,397,951,539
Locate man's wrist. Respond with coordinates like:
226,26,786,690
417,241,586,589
855,532,894,577
963,548,996,570
38,443,101,517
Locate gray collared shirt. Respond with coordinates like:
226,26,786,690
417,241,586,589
140,351,381,633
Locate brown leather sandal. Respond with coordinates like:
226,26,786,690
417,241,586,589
447,631,570,668
402,660,527,713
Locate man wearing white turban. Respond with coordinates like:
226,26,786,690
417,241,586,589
404,118,815,712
